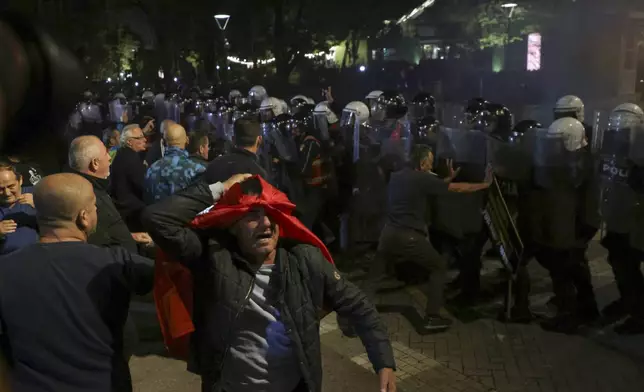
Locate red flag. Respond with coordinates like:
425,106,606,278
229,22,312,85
154,176,334,359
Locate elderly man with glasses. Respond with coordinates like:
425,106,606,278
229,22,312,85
110,124,149,232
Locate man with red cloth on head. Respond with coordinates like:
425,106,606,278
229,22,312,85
142,175,397,392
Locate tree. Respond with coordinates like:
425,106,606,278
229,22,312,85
221,0,417,82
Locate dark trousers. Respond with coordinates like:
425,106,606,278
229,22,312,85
371,225,447,315
605,234,644,320
455,230,488,298
533,246,597,316
301,186,326,230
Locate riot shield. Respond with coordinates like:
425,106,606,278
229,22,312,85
79,102,103,124
313,112,330,141
525,128,584,189
213,112,234,142
154,94,167,122
258,122,274,175
435,127,488,181
183,115,199,133
108,98,128,123
203,111,216,128
68,110,82,130
370,119,412,165
486,135,531,182
597,126,636,233
338,111,361,163
164,98,181,123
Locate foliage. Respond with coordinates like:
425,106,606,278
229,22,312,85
6,0,419,83
472,1,539,50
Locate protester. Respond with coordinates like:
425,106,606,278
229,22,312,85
187,130,210,166
144,123,206,204
369,145,491,332
0,162,38,255
3,155,43,187
0,173,154,392
142,175,397,392
204,118,268,183
106,129,120,162
68,135,152,252
110,124,148,232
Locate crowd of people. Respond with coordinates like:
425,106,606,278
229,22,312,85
0,81,643,392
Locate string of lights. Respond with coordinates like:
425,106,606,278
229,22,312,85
226,50,332,68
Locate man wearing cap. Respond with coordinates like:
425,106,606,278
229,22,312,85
142,175,396,392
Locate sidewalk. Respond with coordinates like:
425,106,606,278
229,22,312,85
129,240,644,392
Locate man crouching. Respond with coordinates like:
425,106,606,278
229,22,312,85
142,175,396,392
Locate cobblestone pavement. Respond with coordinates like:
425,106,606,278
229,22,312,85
130,240,644,392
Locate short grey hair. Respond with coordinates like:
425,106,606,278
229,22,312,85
68,136,103,171
120,124,142,145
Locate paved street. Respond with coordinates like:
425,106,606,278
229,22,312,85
130,240,644,392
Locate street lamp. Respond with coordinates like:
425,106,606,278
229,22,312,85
214,14,231,86
501,2,518,71
214,14,231,30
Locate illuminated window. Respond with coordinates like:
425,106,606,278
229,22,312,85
527,33,542,71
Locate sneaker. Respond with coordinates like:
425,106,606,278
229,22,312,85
614,317,644,335
423,315,453,333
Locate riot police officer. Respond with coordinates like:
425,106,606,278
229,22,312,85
267,113,302,202
434,99,492,304
525,118,600,333
409,92,436,122
249,85,268,109
599,103,644,334
369,90,412,182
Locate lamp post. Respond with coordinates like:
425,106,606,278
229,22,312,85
214,14,231,87
501,2,518,72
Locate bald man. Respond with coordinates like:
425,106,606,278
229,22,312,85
0,173,153,392
144,122,206,203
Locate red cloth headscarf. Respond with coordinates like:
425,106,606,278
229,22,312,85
154,176,334,359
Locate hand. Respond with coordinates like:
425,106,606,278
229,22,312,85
378,368,396,392
323,86,334,103
17,193,34,207
0,220,17,236
132,232,153,245
223,173,253,191
143,119,155,134
445,159,461,180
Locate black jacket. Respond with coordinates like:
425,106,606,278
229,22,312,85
203,147,268,185
73,170,138,253
141,182,395,392
189,154,209,167
110,147,147,232
145,139,164,166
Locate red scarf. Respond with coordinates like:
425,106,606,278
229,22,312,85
154,176,334,359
